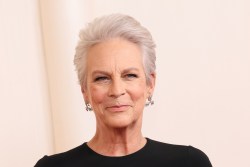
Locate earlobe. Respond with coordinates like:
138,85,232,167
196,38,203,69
81,86,85,94
81,86,89,103
148,72,156,93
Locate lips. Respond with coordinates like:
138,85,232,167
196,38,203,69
106,105,130,112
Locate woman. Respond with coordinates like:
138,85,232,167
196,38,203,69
35,14,212,167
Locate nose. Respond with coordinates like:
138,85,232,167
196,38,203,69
108,78,125,98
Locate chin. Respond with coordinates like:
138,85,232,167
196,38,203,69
106,117,135,129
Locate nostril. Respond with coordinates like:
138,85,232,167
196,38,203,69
109,91,126,98
108,86,126,98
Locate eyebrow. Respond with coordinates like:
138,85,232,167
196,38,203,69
92,67,140,76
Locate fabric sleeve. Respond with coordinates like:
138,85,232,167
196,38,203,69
34,156,52,167
187,146,212,167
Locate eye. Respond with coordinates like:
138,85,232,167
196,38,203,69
94,76,109,82
124,73,138,79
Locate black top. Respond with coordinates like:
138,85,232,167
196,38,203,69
35,138,212,167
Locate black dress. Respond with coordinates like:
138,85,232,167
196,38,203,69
35,138,212,167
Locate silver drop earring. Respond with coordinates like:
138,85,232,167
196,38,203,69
85,103,92,111
145,96,154,106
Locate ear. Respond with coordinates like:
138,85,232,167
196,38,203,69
81,86,89,103
147,72,156,95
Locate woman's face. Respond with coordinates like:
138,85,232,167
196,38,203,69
83,38,155,129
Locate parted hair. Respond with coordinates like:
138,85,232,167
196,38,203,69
74,14,156,88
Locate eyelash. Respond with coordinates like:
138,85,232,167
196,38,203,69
125,73,138,78
94,76,109,82
94,73,138,82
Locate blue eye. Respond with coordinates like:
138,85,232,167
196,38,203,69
94,76,109,82
125,74,138,78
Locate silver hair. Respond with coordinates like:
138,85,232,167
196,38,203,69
74,14,156,88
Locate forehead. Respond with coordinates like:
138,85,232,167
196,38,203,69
86,38,144,72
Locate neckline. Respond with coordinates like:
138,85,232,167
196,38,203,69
84,138,151,159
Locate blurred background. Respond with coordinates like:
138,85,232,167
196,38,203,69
0,0,249,166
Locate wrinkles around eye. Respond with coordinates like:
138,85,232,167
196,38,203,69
93,73,138,83
125,74,138,78
94,76,110,82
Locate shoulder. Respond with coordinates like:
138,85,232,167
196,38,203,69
146,138,187,155
146,138,212,167
34,143,87,167
187,146,212,167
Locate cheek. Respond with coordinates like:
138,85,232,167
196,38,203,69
88,86,107,104
128,83,148,101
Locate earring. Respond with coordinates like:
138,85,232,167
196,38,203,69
145,96,154,106
85,103,92,111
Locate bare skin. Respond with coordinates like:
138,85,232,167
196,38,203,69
87,125,147,156
83,38,155,156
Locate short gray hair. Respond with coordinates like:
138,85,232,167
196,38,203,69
74,14,156,88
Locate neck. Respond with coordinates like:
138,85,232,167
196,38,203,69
87,124,146,156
